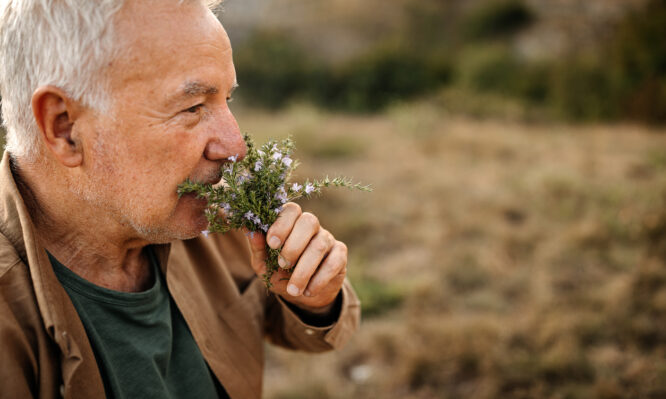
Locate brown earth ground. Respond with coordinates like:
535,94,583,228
234,101,666,399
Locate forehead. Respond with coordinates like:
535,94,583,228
108,0,233,98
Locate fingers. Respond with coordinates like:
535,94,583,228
266,202,302,250
285,229,335,296
302,241,347,297
277,212,320,269
260,202,349,307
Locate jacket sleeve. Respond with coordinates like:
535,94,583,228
263,278,361,352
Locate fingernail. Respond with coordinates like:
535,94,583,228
268,236,281,249
304,289,312,297
287,284,300,296
278,256,289,269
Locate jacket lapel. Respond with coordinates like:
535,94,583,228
162,238,264,399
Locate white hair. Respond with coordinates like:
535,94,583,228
0,0,223,162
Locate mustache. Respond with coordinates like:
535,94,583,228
190,167,223,185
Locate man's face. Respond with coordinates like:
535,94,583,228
74,0,245,242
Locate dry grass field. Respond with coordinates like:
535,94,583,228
233,101,666,399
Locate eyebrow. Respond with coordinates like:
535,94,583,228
183,81,218,96
165,80,237,107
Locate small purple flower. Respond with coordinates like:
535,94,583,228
244,211,255,221
201,230,210,238
261,224,269,232
254,161,263,171
275,186,288,204
282,157,292,167
252,215,262,225
228,154,238,162
274,206,283,214
272,152,283,161
221,202,231,213
258,150,265,157
291,183,302,192
304,183,316,194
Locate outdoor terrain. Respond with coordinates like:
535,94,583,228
0,0,663,397
232,101,666,399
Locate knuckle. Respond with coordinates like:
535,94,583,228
334,248,348,270
301,212,320,228
285,202,302,215
336,241,348,256
331,256,346,273
311,238,329,254
320,228,334,243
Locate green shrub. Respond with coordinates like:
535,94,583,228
457,45,516,92
547,0,666,123
231,0,666,124
462,0,534,41
455,44,549,104
233,30,314,109
549,60,618,121
234,31,452,113
608,0,666,123
320,47,451,112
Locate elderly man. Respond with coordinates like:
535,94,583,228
0,0,360,398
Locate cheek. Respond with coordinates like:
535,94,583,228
136,136,205,209
126,132,203,182
90,121,207,212
155,130,203,165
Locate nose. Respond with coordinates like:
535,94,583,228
203,105,247,162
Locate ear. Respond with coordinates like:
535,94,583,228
31,86,83,167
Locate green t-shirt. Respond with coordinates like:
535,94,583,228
48,249,229,399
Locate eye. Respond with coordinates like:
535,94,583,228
184,104,203,113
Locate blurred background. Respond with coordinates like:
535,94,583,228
1,0,664,398
219,0,666,398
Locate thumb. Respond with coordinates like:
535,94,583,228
243,228,267,276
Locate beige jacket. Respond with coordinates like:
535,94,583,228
0,151,361,399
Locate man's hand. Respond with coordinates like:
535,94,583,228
246,202,347,313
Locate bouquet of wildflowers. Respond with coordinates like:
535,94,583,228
177,134,370,287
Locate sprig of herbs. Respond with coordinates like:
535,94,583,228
177,134,371,287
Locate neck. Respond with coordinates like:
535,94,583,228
12,157,153,292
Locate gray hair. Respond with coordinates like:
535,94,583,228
0,0,222,161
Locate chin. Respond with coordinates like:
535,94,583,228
135,219,204,244
169,194,210,237
132,194,209,243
